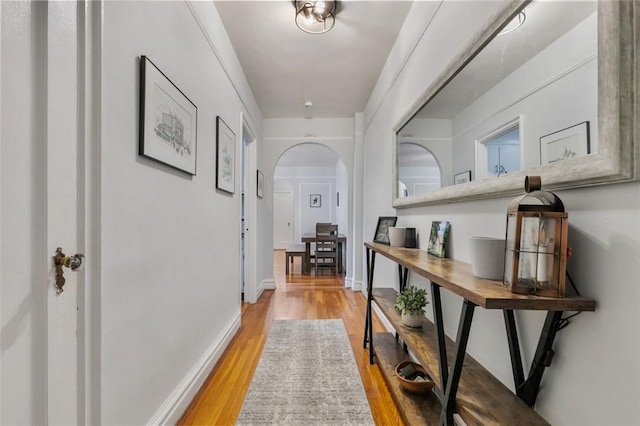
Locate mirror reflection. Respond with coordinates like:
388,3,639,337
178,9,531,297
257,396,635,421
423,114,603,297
397,142,442,196
396,1,597,198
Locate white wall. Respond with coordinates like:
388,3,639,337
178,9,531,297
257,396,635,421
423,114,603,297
101,1,262,424
274,166,338,242
362,1,640,425
263,118,355,286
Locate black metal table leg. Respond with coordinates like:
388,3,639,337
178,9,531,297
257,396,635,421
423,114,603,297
395,265,409,344
365,249,376,365
398,265,409,292
504,309,525,396
363,247,371,349
430,283,448,400
520,311,563,407
439,299,477,426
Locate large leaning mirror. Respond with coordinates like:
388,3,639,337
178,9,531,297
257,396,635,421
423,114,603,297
393,0,637,208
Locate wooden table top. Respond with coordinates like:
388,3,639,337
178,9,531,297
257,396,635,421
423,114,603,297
301,233,347,242
365,241,595,312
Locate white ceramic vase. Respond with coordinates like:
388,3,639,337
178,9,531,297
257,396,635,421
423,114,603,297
388,227,406,247
469,236,506,280
401,312,423,328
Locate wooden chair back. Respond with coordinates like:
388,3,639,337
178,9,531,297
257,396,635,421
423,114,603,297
314,223,338,275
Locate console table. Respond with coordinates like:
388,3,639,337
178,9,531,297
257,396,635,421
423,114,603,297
363,242,596,425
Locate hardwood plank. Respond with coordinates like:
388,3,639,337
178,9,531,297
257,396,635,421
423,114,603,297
374,332,441,426
373,288,550,426
178,250,404,426
365,242,595,311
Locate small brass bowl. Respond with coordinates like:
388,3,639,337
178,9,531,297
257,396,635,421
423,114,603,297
395,361,435,394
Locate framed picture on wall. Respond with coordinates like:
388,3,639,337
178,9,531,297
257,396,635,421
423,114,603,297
216,116,235,194
310,194,321,207
373,216,398,245
540,121,590,164
427,221,451,258
257,170,264,198
454,170,471,185
139,55,197,175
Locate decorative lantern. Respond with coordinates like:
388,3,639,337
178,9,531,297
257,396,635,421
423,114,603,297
504,176,568,298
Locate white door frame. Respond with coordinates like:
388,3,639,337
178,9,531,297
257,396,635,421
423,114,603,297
240,112,259,304
273,191,294,249
79,1,102,423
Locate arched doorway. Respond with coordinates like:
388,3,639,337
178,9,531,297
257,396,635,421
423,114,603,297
273,143,348,274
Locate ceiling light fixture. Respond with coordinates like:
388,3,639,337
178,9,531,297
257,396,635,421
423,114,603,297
294,1,337,34
498,11,526,36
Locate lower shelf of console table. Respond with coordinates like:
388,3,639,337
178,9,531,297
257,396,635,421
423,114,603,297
363,242,595,425
372,288,549,426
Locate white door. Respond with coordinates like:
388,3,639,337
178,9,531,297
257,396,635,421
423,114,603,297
1,2,85,424
274,192,293,249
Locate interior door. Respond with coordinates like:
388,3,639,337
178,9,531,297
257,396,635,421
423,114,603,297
1,2,83,424
273,191,293,249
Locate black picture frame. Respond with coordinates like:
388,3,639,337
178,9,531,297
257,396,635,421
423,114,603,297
139,55,197,175
257,170,264,198
540,121,590,164
454,170,471,185
373,216,398,245
216,116,235,194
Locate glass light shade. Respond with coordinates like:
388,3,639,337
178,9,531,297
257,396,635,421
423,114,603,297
295,0,336,34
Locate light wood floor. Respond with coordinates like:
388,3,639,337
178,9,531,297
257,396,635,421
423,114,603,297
178,250,403,425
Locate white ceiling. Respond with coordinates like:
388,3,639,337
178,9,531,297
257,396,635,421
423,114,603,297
215,1,413,119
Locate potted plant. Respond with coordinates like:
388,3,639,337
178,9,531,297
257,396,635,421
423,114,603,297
394,285,429,328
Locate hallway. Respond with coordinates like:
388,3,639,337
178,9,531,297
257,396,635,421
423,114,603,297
179,250,403,425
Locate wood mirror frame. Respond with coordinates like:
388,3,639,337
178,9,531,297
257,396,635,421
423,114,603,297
392,0,638,208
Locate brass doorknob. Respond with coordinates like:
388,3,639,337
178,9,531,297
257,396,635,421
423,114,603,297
53,247,84,294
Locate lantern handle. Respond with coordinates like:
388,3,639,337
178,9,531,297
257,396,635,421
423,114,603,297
507,176,566,212
525,176,542,193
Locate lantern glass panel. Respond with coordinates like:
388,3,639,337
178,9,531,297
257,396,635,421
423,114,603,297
505,214,517,250
520,215,541,253
504,248,514,285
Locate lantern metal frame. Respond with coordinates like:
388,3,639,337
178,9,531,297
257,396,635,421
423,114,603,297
504,176,568,298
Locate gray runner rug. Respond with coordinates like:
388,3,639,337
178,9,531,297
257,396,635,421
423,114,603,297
236,319,375,425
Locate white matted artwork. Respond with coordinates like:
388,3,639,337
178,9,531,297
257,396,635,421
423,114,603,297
540,121,590,165
454,170,471,185
139,55,197,175
216,116,235,194
310,194,321,207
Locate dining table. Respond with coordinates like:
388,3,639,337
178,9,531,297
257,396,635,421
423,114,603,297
300,233,347,275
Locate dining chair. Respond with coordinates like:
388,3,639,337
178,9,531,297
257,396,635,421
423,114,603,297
314,223,338,275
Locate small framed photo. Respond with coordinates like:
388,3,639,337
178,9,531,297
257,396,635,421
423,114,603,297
373,216,398,245
540,121,590,165
216,116,235,194
310,194,321,207
427,221,451,258
454,170,471,185
257,170,264,198
139,56,197,175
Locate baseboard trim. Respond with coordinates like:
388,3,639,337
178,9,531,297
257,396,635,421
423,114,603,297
352,280,363,291
147,313,241,425
262,279,276,290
